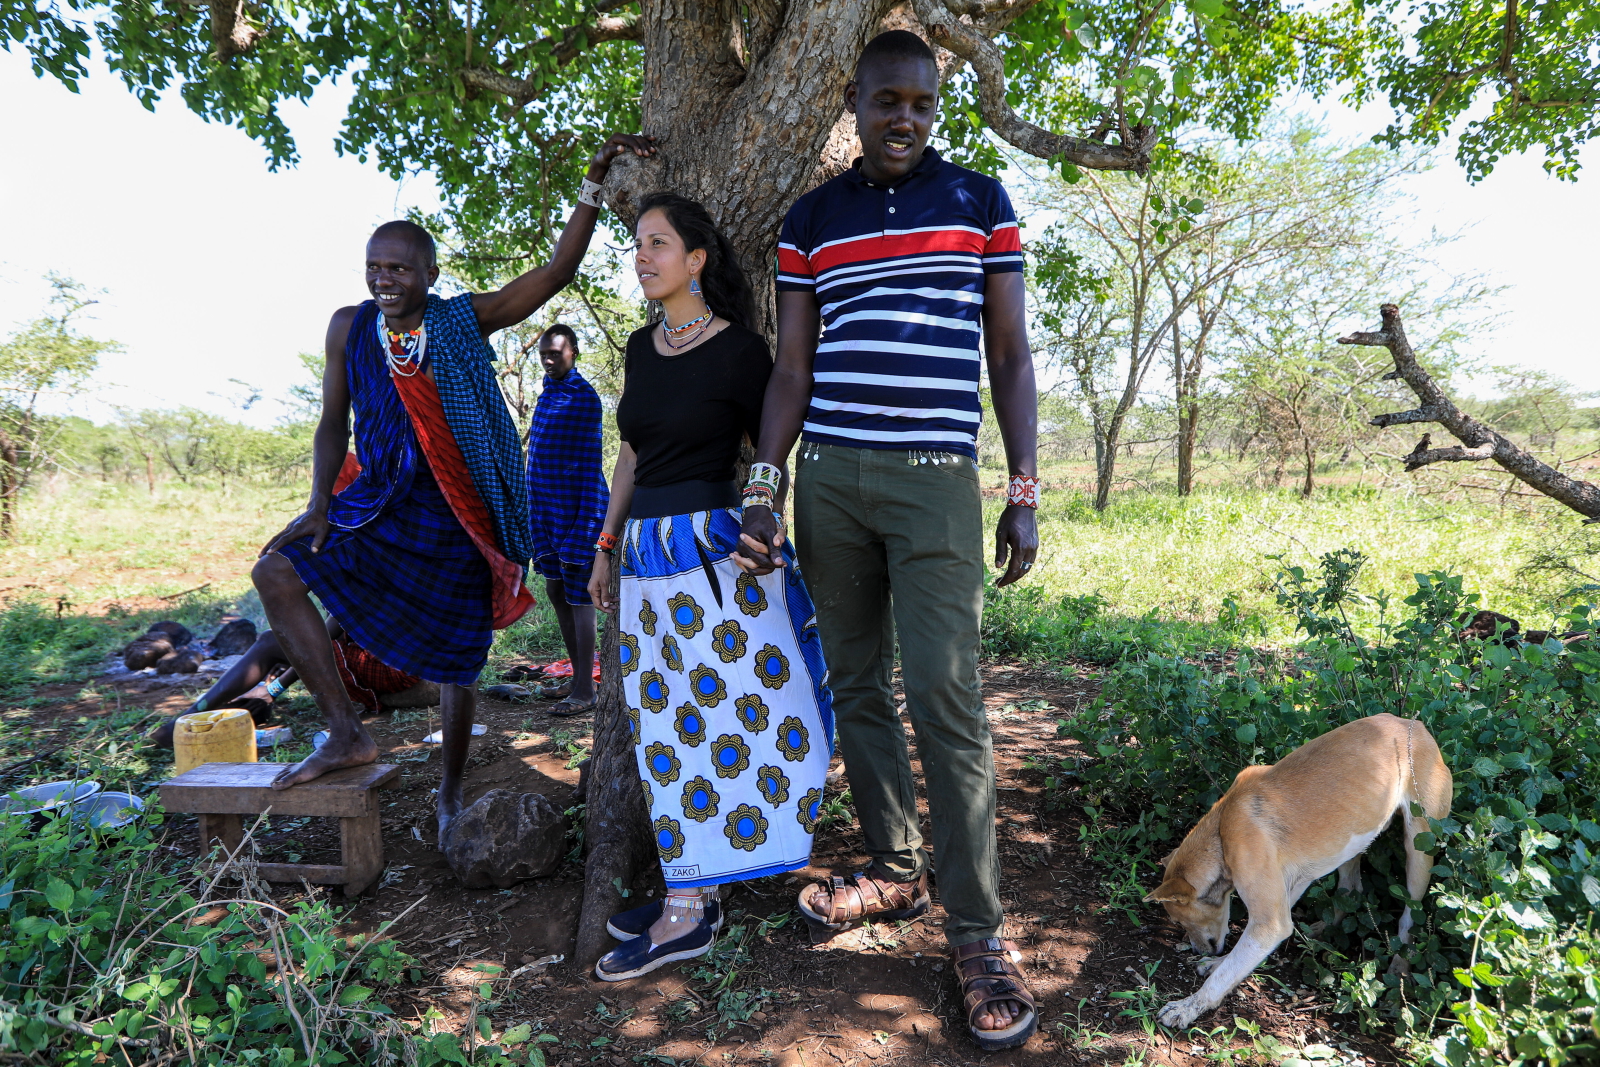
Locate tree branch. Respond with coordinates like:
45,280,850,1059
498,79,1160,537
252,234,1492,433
1343,303,1600,519
209,0,263,59
913,0,1154,172
1370,405,1444,427
458,10,641,104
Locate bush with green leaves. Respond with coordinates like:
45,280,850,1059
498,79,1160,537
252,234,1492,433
1052,550,1599,1065
0,796,514,1065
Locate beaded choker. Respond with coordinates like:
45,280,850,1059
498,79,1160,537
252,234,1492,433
379,316,427,377
661,309,713,349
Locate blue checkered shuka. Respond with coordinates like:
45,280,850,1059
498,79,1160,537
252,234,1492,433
619,508,834,889
526,369,608,568
276,296,523,685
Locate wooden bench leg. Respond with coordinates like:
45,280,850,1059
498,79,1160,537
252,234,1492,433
340,814,384,896
198,813,244,862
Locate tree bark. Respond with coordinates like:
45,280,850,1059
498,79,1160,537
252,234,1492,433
573,566,653,968
1345,304,1600,520
0,429,17,539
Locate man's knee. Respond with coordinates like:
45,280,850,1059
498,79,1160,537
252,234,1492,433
252,553,301,596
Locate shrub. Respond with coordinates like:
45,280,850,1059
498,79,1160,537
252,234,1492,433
1052,551,1600,1064
0,795,534,1065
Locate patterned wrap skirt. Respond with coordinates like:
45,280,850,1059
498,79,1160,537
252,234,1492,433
620,508,834,889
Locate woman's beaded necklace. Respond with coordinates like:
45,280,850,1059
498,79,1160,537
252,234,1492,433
661,308,713,350
379,315,427,377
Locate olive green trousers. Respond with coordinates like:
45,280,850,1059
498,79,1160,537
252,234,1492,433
793,442,1001,946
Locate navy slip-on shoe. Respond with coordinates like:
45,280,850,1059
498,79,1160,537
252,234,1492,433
606,899,723,941
594,917,716,981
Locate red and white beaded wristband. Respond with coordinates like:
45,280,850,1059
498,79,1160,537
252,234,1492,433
1006,475,1040,508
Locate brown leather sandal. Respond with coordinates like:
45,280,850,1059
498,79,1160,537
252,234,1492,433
797,870,930,930
952,938,1038,1051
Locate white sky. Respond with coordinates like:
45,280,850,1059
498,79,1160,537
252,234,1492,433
2,47,1597,429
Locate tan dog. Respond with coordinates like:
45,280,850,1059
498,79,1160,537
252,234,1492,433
1144,713,1452,1029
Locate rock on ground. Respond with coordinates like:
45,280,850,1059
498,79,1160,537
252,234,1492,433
442,789,569,889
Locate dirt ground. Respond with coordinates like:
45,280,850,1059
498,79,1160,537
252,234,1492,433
23,660,1400,1067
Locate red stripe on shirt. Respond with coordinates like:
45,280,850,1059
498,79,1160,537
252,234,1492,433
983,225,1023,255
807,228,988,274
777,247,813,277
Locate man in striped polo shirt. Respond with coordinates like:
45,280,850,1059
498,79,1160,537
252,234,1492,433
735,30,1040,1051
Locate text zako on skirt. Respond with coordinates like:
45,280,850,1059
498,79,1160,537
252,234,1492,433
619,508,834,889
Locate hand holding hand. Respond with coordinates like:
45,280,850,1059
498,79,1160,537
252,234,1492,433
261,506,331,557
992,504,1038,588
588,133,657,179
731,504,786,575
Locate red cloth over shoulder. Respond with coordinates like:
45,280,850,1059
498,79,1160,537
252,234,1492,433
389,370,536,629
333,452,362,495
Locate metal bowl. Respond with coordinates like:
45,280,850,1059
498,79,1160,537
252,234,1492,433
0,780,102,817
72,791,145,830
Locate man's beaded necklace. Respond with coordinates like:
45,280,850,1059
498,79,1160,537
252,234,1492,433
380,315,427,376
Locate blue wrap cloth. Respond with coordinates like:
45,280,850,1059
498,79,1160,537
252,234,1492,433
527,368,609,569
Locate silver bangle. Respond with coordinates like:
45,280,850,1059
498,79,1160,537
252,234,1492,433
578,177,605,209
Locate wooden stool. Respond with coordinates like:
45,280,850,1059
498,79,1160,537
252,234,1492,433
160,762,400,896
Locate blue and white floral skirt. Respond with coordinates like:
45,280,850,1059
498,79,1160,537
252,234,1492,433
618,508,833,889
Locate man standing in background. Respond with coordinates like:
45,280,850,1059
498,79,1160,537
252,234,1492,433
525,323,607,715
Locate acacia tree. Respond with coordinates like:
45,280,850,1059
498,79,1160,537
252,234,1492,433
0,276,117,536
1032,124,1406,508
10,0,1597,959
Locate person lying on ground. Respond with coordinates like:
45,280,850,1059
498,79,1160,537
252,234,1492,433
253,131,655,838
733,31,1040,1051
525,322,606,716
585,194,834,982
146,616,440,747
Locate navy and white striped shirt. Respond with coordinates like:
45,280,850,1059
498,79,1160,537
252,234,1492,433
777,149,1023,458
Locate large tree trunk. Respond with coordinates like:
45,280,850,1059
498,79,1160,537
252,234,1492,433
573,567,653,968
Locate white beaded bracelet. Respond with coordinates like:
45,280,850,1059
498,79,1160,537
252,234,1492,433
578,177,605,209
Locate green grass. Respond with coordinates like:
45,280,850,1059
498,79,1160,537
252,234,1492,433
981,480,1574,647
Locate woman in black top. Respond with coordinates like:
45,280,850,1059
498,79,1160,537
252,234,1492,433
588,194,834,981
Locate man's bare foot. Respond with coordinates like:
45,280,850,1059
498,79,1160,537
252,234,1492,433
271,726,378,789
437,781,465,841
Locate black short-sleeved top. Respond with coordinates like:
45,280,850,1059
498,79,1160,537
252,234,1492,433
615,322,771,488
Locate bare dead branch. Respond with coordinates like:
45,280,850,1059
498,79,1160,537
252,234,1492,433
913,0,1155,172
1370,405,1445,427
1342,303,1600,520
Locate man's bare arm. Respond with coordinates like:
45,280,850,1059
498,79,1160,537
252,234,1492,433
982,271,1039,587
471,133,656,335
262,307,356,556
734,290,821,573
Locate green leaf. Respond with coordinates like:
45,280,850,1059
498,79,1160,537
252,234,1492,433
44,877,73,915
337,984,374,1006
1581,874,1600,907
1471,757,1504,778
500,1023,533,1045
1501,901,1547,929
0,879,13,910
429,1033,469,1064
1412,831,1436,852
1190,0,1224,18
1235,723,1257,743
